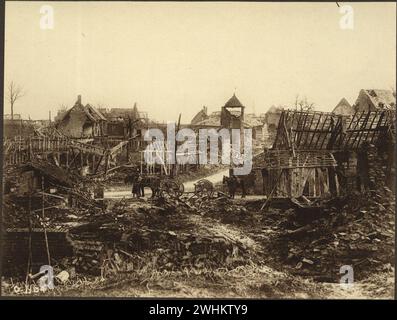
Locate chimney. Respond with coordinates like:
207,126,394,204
77,95,82,104
203,106,207,115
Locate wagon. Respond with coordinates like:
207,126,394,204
186,179,215,206
159,178,185,199
193,179,214,197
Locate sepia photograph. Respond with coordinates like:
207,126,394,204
1,1,396,301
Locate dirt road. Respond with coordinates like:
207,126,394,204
104,168,230,199
183,168,230,192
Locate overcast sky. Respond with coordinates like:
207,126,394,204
4,2,396,121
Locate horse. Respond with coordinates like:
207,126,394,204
222,172,256,199
124,174,161,198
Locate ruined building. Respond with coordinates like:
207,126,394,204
262,107,396,200
354,89,396,112
56,95,107,138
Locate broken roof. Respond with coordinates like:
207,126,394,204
191,106,209,124
360,89,396,110
19,162,79,187
194,113,221,127
84,104,107,121
59,101,107,123
243,114,263,127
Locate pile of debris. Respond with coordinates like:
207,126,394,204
269,189,394,281
276,190,394,280
65,197,253,276
198,196,258,225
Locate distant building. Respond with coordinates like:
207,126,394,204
354,89,396,112
101,103,149,151
332,98,354,115
56,95,107,138
54,109,67,123
191,94,265,142
242,113,265,141
101,103,147,121
191,111,221,129
191,106,208,125
262,106,284,146
220,94,245,130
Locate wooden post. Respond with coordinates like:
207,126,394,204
104,153,109,175
173,113,181,177
42,177,51,266
26,193,33,285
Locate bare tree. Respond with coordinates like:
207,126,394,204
294,94,315,112
7,81,25,120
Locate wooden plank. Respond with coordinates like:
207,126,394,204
318,115,333,149
293,111,305,148
363,111,379,143
344,110,366,148
311,113,327,149
354,111,371,148
370,111,385,144
306,113,322,149
94,155,104,174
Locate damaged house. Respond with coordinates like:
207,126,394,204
262,107,396,200
191,106,209,125
56,95,107,138
100,103,149,151
263,110,341,199
262,106,284,146
354,89,396,112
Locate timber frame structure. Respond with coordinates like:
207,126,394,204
263,109,396,199
4,134,132,176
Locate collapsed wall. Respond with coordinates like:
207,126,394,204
265,143,395,281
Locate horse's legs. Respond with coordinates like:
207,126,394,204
241,181,246,198
230,187,235,199
141,185,145,197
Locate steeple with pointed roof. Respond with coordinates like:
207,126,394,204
221,93,245,129
224,93,244,108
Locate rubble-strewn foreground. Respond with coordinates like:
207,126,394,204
2,162,394,298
